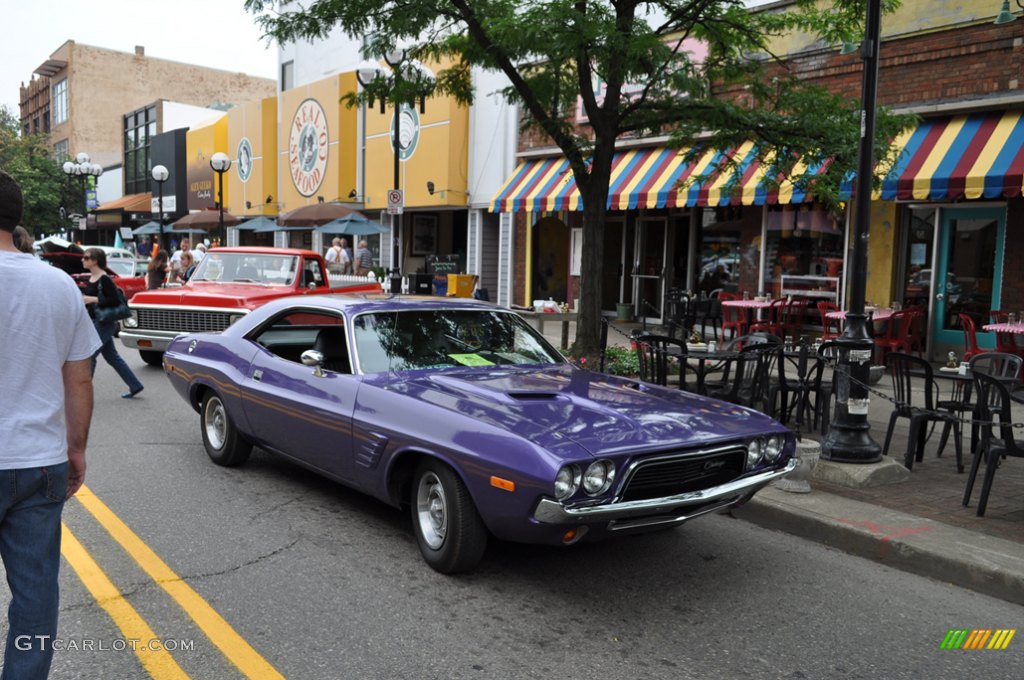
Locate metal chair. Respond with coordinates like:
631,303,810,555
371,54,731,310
937,352,1024,459
882,352,963,472
958,313,988,361
962,371,1023,516
718,292,746,342
817,301,841,341
634,333,688,389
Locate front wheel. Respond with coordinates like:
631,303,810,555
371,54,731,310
139,350,164,366
200,393,251,467
411,460,487,574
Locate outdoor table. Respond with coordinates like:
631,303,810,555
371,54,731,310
668,347,740,395
825,307,894,323
982,322,1024,334
518,311,577,349
721,298,775,328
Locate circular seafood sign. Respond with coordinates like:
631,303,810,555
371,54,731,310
289,99,329,196
236,137,253,183
390,104,420,161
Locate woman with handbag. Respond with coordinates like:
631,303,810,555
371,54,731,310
81,248,144,398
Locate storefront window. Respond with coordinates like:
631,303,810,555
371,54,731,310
698,208,741,296
762,205,844,303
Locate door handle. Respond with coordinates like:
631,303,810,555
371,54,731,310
253,369,263,382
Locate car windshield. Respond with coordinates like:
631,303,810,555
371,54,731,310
189,253,298,285
106,260,135,276
353,309,565,373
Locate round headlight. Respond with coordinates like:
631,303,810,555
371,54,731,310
583,460,616,496
746,438,763,468
764,435,784,462
123,313,138,329
554,465,581,500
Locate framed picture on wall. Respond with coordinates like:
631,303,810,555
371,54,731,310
411,214,438,255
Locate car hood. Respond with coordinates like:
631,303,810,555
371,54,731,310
129,283,302,308
386,365,783,458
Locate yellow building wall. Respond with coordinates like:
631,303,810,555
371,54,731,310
227,97,278,217
766,0,1000,55
277,73,359,214
363,59,469,210
185,116,228,212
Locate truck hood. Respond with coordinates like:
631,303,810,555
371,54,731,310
129,283,306,309
387,365,784,458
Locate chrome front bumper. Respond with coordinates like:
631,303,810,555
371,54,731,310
533,459,796,530
119,329,180,351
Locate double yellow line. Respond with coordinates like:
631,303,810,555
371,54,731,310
62,485,285,679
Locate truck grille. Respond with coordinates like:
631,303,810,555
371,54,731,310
135,309,234,333
619,448,746,502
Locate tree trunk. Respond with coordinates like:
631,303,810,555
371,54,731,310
574,137,617,356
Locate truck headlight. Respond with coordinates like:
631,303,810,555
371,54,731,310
229,314,245,326
554,465,581,500
123,311,138,328
582,460,615,496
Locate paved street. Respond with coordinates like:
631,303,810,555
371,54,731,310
3,344,1019,679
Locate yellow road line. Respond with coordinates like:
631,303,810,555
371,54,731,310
74,485,285,680
61,524,190,680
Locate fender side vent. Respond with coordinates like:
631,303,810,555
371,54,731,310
356,432,389,469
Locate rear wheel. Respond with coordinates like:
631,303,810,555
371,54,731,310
139,350,164,366
200,393,251,466
411,460,487,574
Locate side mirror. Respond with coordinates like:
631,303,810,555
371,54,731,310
301,349,326,377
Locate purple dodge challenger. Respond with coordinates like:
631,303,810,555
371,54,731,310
164,295,796,573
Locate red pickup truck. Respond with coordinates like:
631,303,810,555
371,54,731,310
41,251,148,300
121,247,381,365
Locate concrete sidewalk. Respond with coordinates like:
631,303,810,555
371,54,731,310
532,318,1024,603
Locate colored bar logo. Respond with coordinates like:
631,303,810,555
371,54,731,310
941,629,1015,650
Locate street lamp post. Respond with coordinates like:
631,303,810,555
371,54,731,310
152,165,170,254
821,0,883,463
210,152,232,246
62,152,103,235
356,51,435,283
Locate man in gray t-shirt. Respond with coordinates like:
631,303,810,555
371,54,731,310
0,171,100,677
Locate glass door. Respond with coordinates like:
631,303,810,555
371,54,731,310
633,218,667,323
933,207,1005,353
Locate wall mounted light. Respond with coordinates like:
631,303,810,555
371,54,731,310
348,189,358,198
994,0,1020,24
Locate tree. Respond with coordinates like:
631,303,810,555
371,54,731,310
0,106,74,236
246,0,911,356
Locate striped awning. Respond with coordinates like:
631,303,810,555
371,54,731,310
491,110,1024,212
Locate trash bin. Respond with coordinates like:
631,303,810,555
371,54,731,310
448,274,476,298
432,274,448,296
411,273,433,295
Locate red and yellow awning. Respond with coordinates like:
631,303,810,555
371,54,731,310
491,110,1024,212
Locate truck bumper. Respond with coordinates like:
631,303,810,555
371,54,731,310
119,330,180,352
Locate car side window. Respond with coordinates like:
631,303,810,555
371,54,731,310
250,310,348,368
303,259,326,288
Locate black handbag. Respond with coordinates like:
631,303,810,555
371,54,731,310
96,283,131,323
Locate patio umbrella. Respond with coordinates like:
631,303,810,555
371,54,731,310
172,210,242,231
277,202,366,227
315,215,387,236
236,216,279,231
132,221,163,235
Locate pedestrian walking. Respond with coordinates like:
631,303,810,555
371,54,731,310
339,237,353,274
81,248,144,399
355,240,373,276
147,250,169,289
0,171,100,678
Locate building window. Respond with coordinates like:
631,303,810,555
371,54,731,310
54,139,69,162
123,104,156,195
761,205,845,304
43,110,50,133
281,60,294,92
53,78,68,124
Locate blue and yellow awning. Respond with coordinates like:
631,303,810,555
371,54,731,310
490,110,1024,212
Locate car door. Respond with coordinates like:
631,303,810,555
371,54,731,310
240,309,358,481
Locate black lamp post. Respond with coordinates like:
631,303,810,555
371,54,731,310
152,164,169,254
210,152,232,246
62,152,102,233
821,0,883,463
356,51,435,282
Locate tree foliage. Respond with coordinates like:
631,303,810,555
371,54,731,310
245,0,911,354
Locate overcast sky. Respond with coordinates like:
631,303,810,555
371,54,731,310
1,0,279,116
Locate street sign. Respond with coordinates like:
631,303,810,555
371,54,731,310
386,189,404,215
150,196,177,214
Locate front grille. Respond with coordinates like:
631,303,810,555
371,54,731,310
619,449,746,502
135,308,234,333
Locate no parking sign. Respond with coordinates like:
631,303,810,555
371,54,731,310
387,189,404,215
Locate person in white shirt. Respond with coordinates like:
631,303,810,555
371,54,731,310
0,171,101,677
170,238,191,278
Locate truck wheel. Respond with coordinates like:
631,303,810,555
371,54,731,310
139,350,164,366
411,459,487,573
200,393,252,467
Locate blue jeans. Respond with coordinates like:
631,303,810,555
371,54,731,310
0,463,68,679
91,319,143,394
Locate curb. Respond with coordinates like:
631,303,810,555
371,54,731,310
733,486,1024,606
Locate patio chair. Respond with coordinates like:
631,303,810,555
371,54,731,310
706,342,776,412
874,309,917,366
905,307,926,357
768,341,826,433
665,289,695,340
817,301,841,342
937,352,1024,460
634,333,688,389
779,298,810,343
962,371,1023,516
718,292,745,342
958,313,988,361
749,298,786,338
882,352,963,472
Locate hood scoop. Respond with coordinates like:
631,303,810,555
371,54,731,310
507,391,561,401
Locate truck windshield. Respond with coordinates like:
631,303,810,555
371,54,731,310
190,253,299,285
